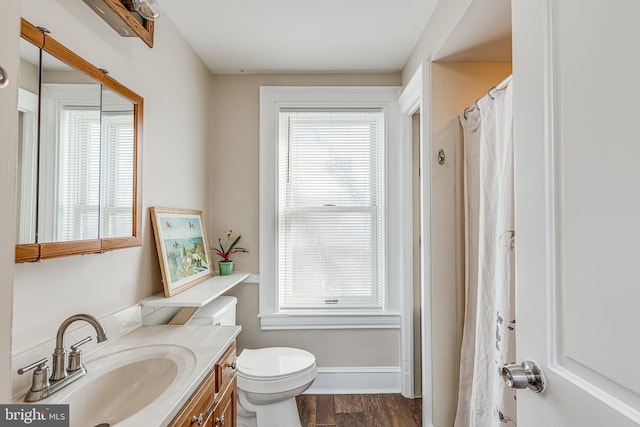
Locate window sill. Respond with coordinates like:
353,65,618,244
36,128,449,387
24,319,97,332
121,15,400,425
258,311,401,330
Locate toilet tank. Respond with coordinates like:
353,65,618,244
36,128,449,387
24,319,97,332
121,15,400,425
189,296,237,326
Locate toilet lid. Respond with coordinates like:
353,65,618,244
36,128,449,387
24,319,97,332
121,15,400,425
236,347,316,380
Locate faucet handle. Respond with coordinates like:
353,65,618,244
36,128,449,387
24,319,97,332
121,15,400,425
17,358,50,393
70,336,92,352
68,336,92,372
18,357,48,375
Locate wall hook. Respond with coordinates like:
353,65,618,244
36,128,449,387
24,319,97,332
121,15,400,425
437,149,446,165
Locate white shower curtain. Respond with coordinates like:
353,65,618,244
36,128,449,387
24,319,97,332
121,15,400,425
454,81,516,427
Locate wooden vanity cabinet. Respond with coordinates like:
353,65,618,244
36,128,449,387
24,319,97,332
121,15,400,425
212,343,237,426
215,343,236,392
212,376,237,426
169,342,237,427
169,368,216,427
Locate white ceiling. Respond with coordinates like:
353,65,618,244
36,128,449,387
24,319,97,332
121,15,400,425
156,0,438,74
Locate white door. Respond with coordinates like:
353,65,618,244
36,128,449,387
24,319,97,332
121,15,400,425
512,0,640,425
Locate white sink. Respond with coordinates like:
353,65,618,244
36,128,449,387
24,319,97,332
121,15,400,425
44,344,196,427
14,324,241,426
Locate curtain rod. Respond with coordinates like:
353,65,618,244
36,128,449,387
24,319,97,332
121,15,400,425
488,74,513,99
463,74,513,119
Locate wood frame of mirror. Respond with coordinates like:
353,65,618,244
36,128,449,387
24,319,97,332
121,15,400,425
16,18,143,263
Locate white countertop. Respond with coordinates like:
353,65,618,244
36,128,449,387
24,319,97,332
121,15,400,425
31,324,241,427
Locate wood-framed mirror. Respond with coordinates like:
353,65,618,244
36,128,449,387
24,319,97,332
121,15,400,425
16,18,142,263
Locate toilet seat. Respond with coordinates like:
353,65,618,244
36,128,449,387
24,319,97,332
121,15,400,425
236,347,317,395
237,347,316,379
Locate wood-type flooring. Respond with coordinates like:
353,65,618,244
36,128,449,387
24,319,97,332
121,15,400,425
296,394,422,427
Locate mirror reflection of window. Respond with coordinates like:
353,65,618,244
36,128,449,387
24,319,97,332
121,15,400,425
57,104,101,241
101,87,134,238
39,50,101,242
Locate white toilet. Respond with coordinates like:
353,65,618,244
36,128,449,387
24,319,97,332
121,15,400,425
190,297,317,427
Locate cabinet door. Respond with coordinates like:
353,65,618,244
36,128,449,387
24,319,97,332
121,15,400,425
169,369,215,427
213,376,237,427
215,342,236,392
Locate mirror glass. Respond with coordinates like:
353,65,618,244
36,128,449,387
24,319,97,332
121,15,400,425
16,19,142,262
38,50,102,243
16,38,40,244
100,87,135,238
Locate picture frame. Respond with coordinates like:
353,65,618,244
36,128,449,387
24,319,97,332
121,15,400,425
150,207,214,297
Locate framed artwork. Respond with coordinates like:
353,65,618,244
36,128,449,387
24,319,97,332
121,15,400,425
150,207,213,297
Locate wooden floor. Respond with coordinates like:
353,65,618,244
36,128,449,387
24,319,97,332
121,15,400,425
296,394,422,427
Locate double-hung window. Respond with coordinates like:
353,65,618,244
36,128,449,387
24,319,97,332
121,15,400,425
278,109,384,310
260,87,405,330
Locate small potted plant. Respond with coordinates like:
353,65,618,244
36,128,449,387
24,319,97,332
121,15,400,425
214,230,248,275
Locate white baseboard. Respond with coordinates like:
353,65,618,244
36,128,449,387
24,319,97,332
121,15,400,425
305,367,401,394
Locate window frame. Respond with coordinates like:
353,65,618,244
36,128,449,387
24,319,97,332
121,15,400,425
259,86,405,330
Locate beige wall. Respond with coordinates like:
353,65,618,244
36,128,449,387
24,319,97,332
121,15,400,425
12,0,212,354
210,73,403,368
226,283,400,367
19,57,38,94
1,0,20,402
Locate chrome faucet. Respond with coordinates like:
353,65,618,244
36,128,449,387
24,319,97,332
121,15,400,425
50,314,108,380
17,314,108,402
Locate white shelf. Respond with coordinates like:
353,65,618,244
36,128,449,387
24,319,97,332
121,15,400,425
140,272,250,308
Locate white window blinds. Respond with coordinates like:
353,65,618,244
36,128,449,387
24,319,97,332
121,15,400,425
57,108,134,241
277,110,385,310
101,112,134,238
58,107,101,241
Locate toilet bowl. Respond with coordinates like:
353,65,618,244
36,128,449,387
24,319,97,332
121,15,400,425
235,347,317,427
188,298,317,427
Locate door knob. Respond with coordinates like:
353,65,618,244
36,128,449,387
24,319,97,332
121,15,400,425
0,66,8,89
501,360,546,393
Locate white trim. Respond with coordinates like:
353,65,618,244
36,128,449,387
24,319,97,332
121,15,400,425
399,68,423,116
17,88,39,244
420,61,434,427
397,64,423,399
259,86,404,329
305,367,401,394
258,311,401,330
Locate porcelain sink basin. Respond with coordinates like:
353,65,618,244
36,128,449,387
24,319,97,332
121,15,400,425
46,344,196,427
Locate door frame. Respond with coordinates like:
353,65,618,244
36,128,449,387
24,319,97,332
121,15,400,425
398,62,434,427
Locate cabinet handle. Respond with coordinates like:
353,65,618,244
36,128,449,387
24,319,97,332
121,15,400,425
224,361,236,370
191,414,204,425
215,415,225,425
